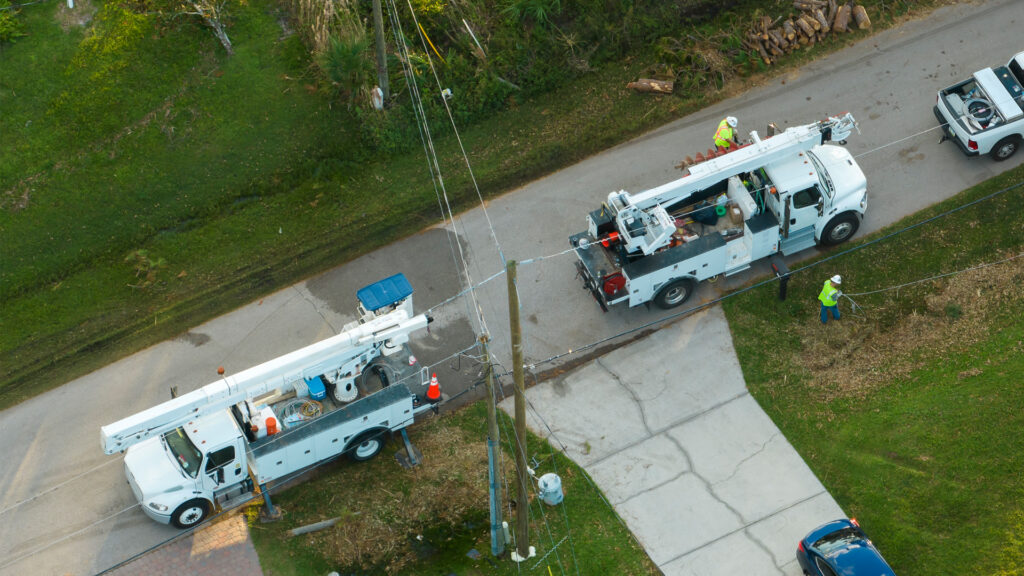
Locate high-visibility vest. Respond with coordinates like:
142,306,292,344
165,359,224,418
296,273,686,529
818,281,839,307
714,118,735,148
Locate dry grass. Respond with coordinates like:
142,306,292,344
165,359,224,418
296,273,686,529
256,416,507,573
54,0,97,30
793,255,1024,402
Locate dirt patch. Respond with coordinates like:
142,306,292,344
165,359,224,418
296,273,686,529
794,254,1024,401
55,0,97,31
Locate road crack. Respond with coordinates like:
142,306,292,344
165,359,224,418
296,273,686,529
596,358,652,435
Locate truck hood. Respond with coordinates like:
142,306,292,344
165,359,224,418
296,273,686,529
124,437,193,500
814,145,867,198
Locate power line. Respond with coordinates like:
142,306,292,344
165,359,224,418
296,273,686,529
402,0,507,268
385,0,484,337
0,458,119,517
853,124,944,158
0,502,141,571
524,177,1024,370
844,251,1024,297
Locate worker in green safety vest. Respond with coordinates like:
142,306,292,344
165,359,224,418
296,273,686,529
714,116,739,150
818,275,843,324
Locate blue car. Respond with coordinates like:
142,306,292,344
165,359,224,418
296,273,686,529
796,518,896,576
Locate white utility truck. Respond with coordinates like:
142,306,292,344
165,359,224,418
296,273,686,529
934,51,1024,161
101,274,438,528
570,113,868,311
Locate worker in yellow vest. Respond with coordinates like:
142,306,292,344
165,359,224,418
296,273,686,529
818,275,843,324
714,116,739,151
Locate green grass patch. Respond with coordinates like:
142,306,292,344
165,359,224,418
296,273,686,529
723,164,1024,575
0,0,964,409
248,402,657,575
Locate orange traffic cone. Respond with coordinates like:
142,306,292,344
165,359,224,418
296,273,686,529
426,373,441,403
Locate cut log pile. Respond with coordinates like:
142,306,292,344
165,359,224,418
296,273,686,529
744,1,872,65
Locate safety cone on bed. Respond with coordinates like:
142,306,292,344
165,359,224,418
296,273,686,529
426,373,441,403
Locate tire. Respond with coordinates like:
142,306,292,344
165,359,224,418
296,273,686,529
653,278,696,310
819,213,860,246
990,137,1020,161
347,430,385,462
171,499,210,529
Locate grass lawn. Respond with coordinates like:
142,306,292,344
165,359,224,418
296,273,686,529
0,0,957,409
247,401,658,575
723,164,1024,576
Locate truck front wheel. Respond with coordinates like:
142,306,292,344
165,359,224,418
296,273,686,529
820,213,860,246
171,499,210,529
347,430,385,462
990,137,1020,161
653,278,696,309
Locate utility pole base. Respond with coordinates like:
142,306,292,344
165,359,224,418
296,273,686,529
510,546,536,563
259,507,283,523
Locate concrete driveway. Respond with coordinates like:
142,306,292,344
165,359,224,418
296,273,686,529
1,0,1022,574
501,307,844,575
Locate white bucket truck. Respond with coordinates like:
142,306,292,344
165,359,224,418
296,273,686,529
570,113,868,311
101,274,438,528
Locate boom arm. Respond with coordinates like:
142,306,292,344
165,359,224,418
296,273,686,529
630,113,857,211
101,309,429,454
591,113,857,255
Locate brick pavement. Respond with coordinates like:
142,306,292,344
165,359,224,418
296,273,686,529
108,513,263,576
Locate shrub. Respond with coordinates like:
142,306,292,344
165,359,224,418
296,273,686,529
319,32,376,104
0,0,26,44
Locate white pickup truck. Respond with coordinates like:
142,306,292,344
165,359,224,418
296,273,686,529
934,51,1024,161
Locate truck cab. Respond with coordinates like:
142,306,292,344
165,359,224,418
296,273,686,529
765,143,868,254
935,51,1024,161
124,412,247,527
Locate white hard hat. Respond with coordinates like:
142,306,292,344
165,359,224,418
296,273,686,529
726,116,738,128
831,275,842,284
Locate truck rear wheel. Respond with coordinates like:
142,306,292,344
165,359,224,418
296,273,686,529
653,278,696,309
820,213,859,246
171,499,210,529
990,137,1020,161
347,430,385,462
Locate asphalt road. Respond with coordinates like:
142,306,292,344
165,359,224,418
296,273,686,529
1,0,1022,573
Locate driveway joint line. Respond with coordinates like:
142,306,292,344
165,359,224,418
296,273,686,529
660,489,830,567
587,390,750,469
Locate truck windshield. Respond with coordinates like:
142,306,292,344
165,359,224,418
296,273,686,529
1012,59,1024,88
806,151,834,199
163,427,202,478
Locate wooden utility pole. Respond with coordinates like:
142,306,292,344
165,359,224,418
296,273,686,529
507,260,531,561
480,333,504,557
371,0,390,100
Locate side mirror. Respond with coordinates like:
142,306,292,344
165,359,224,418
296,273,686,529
816,198,825,217
212,468,224,484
